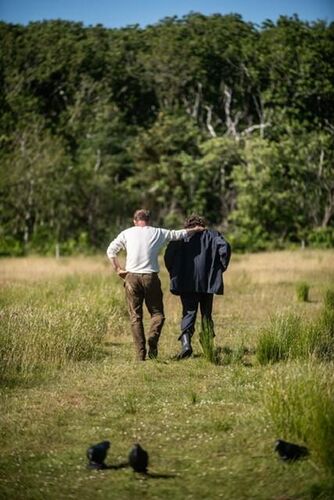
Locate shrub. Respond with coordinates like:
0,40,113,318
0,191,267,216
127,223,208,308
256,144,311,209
307,227,334,249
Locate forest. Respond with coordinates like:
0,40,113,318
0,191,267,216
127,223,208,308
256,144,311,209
1,13,333,254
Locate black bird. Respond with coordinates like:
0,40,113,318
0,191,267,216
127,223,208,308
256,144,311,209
274,439,309,461
87,440,110,469
128,443,149,473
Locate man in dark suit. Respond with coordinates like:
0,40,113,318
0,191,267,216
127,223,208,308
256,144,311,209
164,215,231,359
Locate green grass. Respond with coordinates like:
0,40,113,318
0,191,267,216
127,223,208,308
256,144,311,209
1,251,334,499
264,362,334,475
324,288,334,309
296,281,310,302
0,275,128,383
256,291,334,365
256,312,302,364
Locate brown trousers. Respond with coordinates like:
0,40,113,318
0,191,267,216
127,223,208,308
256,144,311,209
124,272,165,360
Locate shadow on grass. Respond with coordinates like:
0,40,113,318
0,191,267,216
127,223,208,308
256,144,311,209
168,345,255,366
103,341,124,347
134,471,177,479
216,345,256,367
90,462,176,479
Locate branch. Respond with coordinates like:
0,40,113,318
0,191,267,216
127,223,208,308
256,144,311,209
204,105,216,138
322,188,334,228
318,148,324,178
223,86,238,139
94,149,101,172
241,123,271,137
324,119,334,135
192,83,202,119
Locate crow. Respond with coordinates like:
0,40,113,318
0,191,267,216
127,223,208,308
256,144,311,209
87,440,110,469
128,443,149,473
274,439,309,461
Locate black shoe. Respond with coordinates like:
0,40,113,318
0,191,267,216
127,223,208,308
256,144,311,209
148,338,158,359
177,332,193,359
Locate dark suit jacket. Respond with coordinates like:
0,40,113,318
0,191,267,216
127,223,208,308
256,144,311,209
164,230,231,295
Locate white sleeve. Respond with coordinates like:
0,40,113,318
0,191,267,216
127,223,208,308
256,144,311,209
162,229,188,242
106,232,126,259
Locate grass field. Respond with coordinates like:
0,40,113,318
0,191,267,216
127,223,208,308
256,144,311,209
0,250,334,499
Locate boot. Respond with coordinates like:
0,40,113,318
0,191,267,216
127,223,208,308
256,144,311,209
178,332,193,359
148,336,158,359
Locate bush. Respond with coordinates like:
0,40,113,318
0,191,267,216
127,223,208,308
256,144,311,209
307,227,334,249
0,234,24,256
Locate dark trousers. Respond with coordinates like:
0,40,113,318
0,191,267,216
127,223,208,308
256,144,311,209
125,273,165,360
180,292,214,339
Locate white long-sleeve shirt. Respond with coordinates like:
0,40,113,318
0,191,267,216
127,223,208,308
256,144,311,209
106,226,187,273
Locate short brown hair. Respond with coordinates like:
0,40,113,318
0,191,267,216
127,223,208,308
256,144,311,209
133,209,151,222
184,214,206,229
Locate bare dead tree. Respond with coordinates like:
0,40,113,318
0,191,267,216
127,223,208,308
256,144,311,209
223,86,242,139
322,188,334,228
192,82,202,120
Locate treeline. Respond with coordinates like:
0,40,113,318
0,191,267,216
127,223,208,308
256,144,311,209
0,13,333,254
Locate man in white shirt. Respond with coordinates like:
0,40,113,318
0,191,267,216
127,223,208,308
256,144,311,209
106,209,203,361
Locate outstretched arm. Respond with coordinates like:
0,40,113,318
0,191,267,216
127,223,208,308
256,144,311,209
186,225,206,236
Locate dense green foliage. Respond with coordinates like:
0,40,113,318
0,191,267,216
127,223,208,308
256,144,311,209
1,13,333,253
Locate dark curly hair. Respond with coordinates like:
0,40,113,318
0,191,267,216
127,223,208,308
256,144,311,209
183,214,207,229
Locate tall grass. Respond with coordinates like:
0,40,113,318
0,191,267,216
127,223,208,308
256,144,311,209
0,305,106,379
0,252,333,499
295,281,310,302
199,318,217,364
0,274,127,382
256,312,302,364
257,287,334,364
264,362,334,474
324,287,334,309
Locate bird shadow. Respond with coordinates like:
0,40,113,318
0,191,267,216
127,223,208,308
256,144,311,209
105,462,129,470
133,471,177,479
87,463,176,479
86,461,128,471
